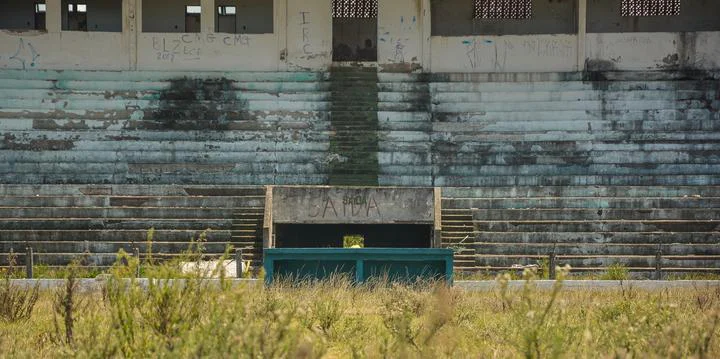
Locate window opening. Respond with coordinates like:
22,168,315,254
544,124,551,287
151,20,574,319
66,3,88,31
621,0,680,16
473,0,532,19
216,5,237,33
185,5,201,32
34,3,46,30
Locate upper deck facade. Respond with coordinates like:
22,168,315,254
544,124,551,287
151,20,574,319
1,0,719,73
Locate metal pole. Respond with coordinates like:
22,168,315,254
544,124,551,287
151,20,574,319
549,243,557,280
133,247,141,278
655,244,662,280
25,246,34,279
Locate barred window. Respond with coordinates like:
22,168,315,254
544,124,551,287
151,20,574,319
332,0,377,18
621,0,680,16
474,0,532,20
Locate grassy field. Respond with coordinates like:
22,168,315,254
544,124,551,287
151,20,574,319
1,260,719,358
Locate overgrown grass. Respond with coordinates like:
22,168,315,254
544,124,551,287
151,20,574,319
1,262,719,358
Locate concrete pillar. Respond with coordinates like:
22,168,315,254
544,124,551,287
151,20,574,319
263,186,274,248
123,0,139,70
201,0,215,33
577,0,587,71
276,0,287,71
433,187,442,248
45,0,62,33
421,0,431,72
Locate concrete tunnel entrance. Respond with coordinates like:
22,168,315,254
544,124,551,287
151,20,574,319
275,223,432,248
270,187,438,249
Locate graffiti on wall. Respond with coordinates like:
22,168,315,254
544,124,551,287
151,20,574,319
300,11,312,55
151,33,251,63
462,37,573,71
1,38,41,69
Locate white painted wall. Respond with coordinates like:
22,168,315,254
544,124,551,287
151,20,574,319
137,32,277,70
377,0,422,72
0,31,130,70
284,0,331,71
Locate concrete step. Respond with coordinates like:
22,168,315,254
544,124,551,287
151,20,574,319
429,80,717,92
0,69,329,82
430,119,720,133
0,207,239,218
443,197,720,209
0,241,256,254
0,195,263,207
473,231,720,244
0,184,265,196
432,109,719,123
433,100,718,113
470,208,720,221
470,243,720,256
0,229,232,242
0,99,332,112
472,255,720,269
0,89,331,102
0,219,234,230
430,90,715,103
442,186,720,199
473,220,720,233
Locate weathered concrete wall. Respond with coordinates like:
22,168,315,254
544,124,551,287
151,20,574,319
2,0,720,72
430,35,577,72
273,187,434,224
0,31,130,70
284,0,332,71
587,0,720,33
136,32,277,70
431,0,577,36
377,0,422,72
586,32,720,71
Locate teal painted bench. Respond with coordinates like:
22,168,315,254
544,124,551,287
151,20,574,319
263,248,454,284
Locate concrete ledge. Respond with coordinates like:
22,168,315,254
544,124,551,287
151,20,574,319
7,279,719,291
456,280,720,291
8,278,261,291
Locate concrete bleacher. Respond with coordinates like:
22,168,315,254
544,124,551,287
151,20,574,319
0,68,718,274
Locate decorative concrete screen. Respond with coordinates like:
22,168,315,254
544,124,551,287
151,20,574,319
621,0,681,16
474,0,532,19
272,187,434,224
332,0,377,18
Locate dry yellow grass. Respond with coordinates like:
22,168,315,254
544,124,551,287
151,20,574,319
1,266,719,358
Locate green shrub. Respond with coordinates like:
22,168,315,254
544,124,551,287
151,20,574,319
601,263,630,280
343,235,364,248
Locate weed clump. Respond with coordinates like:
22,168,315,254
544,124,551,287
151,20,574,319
0,253,39,322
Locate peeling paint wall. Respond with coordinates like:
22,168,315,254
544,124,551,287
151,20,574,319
586,32,720,71
430,34,577,72
137,32,278,70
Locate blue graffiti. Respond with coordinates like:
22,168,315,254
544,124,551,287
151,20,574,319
9,39,40,70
